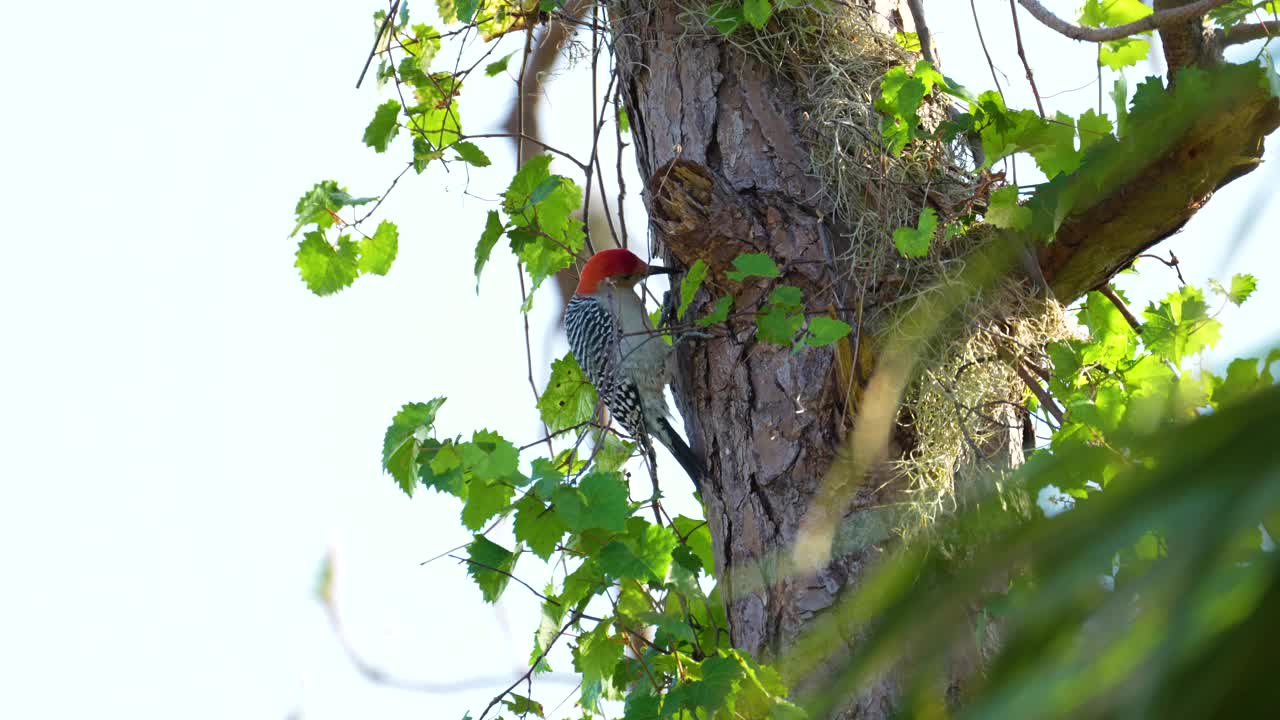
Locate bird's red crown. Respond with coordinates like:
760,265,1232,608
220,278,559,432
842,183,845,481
575,248,649,294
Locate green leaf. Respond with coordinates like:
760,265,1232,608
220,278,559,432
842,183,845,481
485,52,515,77
530,598,564,672
553,471,630,532
1080,0,1152,27
985,186,1032,230
697,295,733,327
403,23,441,76
419,440,465,496
528,175,567,207
503,694,545,718
503,156,585,290
1110,76,1130,138
573,621,623,689
513,493,566,560
362,100,401,153
451,140,491,167
1214,356,1267,408
405,72,463,149
1210,273,1258,306
530,457,565,501
600,520,679,582
805,316,853,347
599,540,653,581
678,259,710,319
767,285,804,313
381,399,447,497
1022,111,1081,177
894,31,921,52
1142,286,1223,365
473,210,504,289
756,306,803,345
672,515,716,573
593,433,636,473
456,0,479,24
1100,38,1150,70
295,232,360,296
460,429,520,480
743,0,773,29
358,220,398,275
412,136,442,173
1075,109,1114,155
628,520,679,581
465,535,518,603
706,2,743,34
538,354,599,432
461,476,515,530
725,252,780,282
291,180,375,236
893,207,938,258
616,103,630,133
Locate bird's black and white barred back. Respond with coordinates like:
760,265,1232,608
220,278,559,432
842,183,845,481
564,292,705,490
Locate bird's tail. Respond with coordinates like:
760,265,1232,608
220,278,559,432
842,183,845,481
653,416,706,494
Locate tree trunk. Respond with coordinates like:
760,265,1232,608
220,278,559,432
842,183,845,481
606,2,967,714
605,0,1278,715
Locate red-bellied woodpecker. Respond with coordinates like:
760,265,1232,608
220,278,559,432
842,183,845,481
564,248,705,490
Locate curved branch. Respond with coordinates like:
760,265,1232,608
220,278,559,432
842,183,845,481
1014,0,1233,42
1220,21,1280,47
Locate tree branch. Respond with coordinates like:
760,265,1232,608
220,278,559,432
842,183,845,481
1220,21,1280,46
1014,0,1233,43
904,0,938,67
1039,70,1280,302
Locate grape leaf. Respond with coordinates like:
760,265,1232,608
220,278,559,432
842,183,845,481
451,140,491,167
485,52,515,77
697,295,733,327
678,259,709,319
725,253,780,282
295,232,360,296
291,180,375,236
805,316,853,347
1209,273,1257,306
743,0,772,29
538,354,599,433
707,2,744,34
474,210,504,289
381,398,447,497
358,220,398,275
893,207,938,258
461,476,514,530
986,186,1031,230
513,492,566,560
362,100,401,153
1142,286,1222,365
460,429,520,480
553,471,630,532
465,535,518,603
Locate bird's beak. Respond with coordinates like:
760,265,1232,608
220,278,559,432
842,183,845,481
646,265,673,277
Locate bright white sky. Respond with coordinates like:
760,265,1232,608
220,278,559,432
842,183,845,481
1,2,1275,719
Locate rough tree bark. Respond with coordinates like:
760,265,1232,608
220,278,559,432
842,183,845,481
603,0,1277,716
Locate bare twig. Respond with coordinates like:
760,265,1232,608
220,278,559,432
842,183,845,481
1009,0,1047,118
477,613,582,720
356,1,400,89
1138,251,1186,285
969,0,1005,98
1015,0,1233,43
1014,362,1065,426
